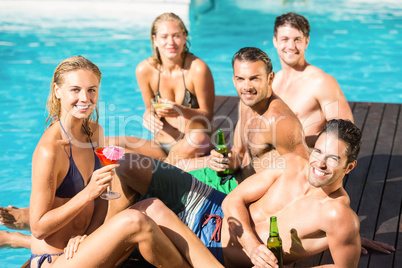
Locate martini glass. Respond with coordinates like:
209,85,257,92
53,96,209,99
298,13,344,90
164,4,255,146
94,146,124,200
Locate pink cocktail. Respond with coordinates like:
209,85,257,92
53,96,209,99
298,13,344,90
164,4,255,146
94,146,124,200
95,148,118,166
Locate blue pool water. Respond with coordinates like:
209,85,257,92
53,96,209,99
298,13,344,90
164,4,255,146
0,0,401,265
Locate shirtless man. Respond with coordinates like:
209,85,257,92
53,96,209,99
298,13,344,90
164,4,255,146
227,47,308,173
270,13,392,254
185,47,308,189
272,12,354,147
109,119,362,267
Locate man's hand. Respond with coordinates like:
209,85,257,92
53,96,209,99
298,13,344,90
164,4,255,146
249,244,280,268
208,149,230,172
361,237,395,254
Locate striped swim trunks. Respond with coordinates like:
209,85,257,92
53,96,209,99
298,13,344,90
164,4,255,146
138,159,226,265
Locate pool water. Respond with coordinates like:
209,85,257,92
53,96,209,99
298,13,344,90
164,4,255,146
0,0,401,265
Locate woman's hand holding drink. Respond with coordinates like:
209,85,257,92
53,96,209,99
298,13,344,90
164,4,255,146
151,97,175,118
86,164,119,200
94,146,124,200
149,96,174,136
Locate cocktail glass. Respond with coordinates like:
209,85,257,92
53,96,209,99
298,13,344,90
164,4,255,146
151,96,173,112
150,96,172,136
94,146,124,200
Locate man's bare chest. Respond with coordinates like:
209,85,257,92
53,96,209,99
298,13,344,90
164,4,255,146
239,113,275,157
251,193,326,252
275,84,319,121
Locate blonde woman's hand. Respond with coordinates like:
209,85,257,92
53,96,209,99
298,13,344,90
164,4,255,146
86,164,119,200
143,109,163,134
64,235,87,259
155,100,182,118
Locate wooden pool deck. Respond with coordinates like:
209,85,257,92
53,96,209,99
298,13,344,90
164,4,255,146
212,96,401,267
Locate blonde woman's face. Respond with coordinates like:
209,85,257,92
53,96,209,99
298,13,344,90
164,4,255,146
153,20,187,60
55,69,99,120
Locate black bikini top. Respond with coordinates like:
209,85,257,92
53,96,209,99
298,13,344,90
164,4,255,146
55,121,101,198
156,64,199,109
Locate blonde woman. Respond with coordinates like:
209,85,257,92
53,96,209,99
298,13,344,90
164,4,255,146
8,56,222,268
108,12,215,164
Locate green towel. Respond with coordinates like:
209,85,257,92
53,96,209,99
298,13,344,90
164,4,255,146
188,167,238,194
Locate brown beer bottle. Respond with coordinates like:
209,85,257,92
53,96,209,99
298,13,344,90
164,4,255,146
267,216,283,267
216,129,229,177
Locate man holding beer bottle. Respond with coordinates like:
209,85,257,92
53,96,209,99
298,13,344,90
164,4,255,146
111,119,362,267
188,47,308,191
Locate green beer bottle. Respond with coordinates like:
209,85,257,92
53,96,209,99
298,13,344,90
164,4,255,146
267,216,283,268
216,129,229,177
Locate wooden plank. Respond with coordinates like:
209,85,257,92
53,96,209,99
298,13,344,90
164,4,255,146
221,97,239,147
395,210,402,267
343,102,370,189
212,96,238,131
369,104,401,267
212,96,239,146
214,95,229,113
351,101,367,130
210,95,235,146
357,103,398,268
20,259,30,268
320,249,333,265
346,103,383,213
349,101,357,113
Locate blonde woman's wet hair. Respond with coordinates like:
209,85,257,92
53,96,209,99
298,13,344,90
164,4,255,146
46,55,102,136
150,12,190,67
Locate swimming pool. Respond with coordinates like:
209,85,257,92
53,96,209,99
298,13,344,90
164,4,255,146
0,0,401,265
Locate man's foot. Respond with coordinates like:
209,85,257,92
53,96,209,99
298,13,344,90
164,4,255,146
0,206,30,230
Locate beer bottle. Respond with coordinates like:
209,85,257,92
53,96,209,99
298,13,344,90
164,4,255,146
267,216,283,268
215,129,229,177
